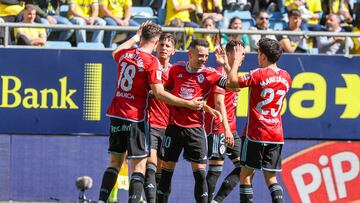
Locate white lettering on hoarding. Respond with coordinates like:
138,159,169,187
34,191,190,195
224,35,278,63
291,152,359,202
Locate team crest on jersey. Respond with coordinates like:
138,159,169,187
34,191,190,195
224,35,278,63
197,74,204,83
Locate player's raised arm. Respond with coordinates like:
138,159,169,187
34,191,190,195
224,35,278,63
150,83,203,110
226,44,245,89
215,47,231,73
111,21,152,59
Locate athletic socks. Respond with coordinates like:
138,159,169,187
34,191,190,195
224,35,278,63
157,168,174,203
128,172,145,203
155,172,162,186
99,167,119,202
206,165,222,202
193,169,208,203
269,183,283,203
213,166,241,202
145,163,157,203
240,184,253,203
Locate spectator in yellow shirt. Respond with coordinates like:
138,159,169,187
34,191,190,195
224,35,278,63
285,0,323,31
100,0,140,48
194,0,225,28
351,17,360,54
165,0,198,27
68,0,106,45
197,16,219,52
14,4,47,46
0,0,25,44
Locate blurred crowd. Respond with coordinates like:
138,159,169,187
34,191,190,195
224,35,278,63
0,0,360,54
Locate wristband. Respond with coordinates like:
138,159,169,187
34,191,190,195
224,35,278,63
133,35,140,43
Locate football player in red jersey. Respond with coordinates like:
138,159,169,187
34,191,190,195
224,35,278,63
145,33,176,203
98,23,203,203
226,38,292,203
157,38,228,203
205,40,245,203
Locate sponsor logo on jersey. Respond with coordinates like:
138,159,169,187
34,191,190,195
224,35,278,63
179,86,195,99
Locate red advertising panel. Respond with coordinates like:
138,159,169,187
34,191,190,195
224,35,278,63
282,142,360,203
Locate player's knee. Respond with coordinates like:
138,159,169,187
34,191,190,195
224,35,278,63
131,158,148,174
191,162,207,171
263,171,278,186
161,161,176,170
209,159,224,166
109,154,124,169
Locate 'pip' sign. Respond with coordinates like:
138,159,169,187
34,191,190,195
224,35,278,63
281,142,360,203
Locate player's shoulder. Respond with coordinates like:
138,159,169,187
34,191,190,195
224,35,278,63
202,66,221,74
249,68,262,75
278,68,291,78
172,61,187,67
170,61,187,71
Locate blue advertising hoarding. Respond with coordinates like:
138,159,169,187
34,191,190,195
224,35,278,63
0,48,359,139
1,134,359,202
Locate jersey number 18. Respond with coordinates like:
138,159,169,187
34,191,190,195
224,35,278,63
118,61,136,91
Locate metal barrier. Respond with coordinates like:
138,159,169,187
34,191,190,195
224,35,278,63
1,22,360,52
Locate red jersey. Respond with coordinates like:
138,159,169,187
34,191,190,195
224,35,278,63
238,67,291,143
106,48,162,122
165,62,225,128
205,66,238,134
148,64,171,128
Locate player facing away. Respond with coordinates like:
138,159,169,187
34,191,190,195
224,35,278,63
226,38,292,203
156,38,228,203
98,23,203,203
205,40,245,203
145,33,177,203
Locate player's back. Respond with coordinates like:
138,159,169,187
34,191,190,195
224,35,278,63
107,48,161,122
242,67,292,143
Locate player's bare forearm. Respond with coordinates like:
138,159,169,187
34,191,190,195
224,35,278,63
112,36,138,59
112,21,151,59
204,103,222,122
215,94,231,135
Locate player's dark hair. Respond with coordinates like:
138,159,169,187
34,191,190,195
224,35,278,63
142,23,162,41
160,33,176,47
258,38,282,63
188,38,209,50
225,40,245,53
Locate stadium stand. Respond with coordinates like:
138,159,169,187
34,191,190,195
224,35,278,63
60,5,69,18
77,42,105,48
45,41,72,48
131,6,157,24
224,10,254,30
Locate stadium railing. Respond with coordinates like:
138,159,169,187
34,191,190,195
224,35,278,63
1,22,360,54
